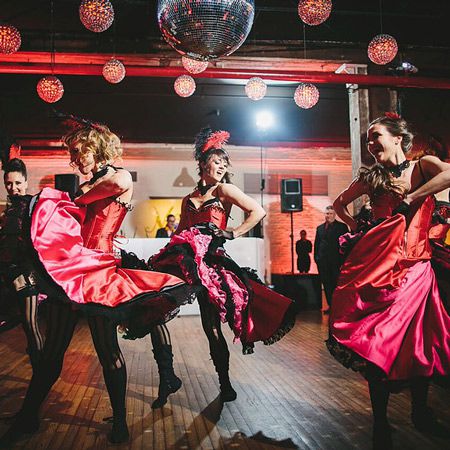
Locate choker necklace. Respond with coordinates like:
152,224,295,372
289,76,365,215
198,184,216,195
386,160,410,178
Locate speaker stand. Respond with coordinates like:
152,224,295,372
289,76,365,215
290,211,295,274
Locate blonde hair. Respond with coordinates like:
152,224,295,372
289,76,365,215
63,125,122,165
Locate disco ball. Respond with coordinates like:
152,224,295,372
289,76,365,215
294,83,319,109
182,56,208,74
174,75,196,97
245,77,267,101
0,25,21,54
298,0,332,26
103,58,126,83
368,34,398,65
37,76,64,103
79,0,114,33
157,0,255,61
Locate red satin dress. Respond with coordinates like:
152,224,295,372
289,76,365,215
29,188,195,324
328,194,450,381
150,197,295,351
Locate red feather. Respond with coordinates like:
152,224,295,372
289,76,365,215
202,130,230,153
9,144,21,160
384,111,401,120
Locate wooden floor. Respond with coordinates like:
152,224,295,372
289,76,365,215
0,311,449,450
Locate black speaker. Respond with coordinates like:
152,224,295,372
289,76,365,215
281,178,303,212
55,174,80,198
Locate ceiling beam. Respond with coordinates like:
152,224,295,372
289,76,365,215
1,62,449,90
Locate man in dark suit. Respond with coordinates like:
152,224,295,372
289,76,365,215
155,214,177,238
314,205,348,314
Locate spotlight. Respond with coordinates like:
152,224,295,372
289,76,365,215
256,111,274,130
397,62,418,74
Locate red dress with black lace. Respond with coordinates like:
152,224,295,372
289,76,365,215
327,194,450,382
149,196,295,352
28,187,199,329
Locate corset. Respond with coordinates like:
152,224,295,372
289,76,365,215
372,194,435,260
181,197,228,231
81,197,131,252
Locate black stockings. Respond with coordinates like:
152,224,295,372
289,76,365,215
17,301,126,423
17,294,44,368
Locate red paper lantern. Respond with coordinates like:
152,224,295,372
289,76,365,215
37,76,64,103
298,0,332,26
103,58,126,84
0,25,21,54
174,75,196,98
182,56,208,74
368,34,398,65
245,77,267,101
79,0,114,33
294,83,319,109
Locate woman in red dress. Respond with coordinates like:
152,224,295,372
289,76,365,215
0,122,197,445
327,114,450,449
143,128,295,402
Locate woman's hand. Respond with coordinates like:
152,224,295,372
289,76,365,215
217,183,266,238
213,228,235,240
392,200,411,217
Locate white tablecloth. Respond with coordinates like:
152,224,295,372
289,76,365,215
118,237,265,315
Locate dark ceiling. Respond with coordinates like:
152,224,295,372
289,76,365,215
1,0,450,148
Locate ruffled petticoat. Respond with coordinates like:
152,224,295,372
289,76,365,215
146,222,296,353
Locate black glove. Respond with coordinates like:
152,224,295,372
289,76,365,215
213,228,235,240
392,201,410,217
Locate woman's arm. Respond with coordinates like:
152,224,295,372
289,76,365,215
333,179,368,232
406,156,450,204
218,184,266,238
75,169,132,206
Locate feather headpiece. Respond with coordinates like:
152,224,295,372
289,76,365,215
384,111,401,120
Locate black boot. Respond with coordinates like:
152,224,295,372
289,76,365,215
151,344,182,409
212,353,236,402
218,371,237,402
372,421,392,450
103,366,129,444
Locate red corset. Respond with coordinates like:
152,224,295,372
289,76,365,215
372,194,435,260
81,197,130,252
180,198,228,231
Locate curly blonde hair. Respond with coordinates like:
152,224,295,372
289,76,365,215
63,125,122,165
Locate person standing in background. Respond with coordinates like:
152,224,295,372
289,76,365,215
314,205,348,314
156,214,177,237
295,229,312,273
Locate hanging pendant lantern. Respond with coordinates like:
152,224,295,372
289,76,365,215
245,77,267,101
174,75,196,98
294,83,319,109
102,58,126,84
368,34,398,65
0,24,21,54
298,0,332,26
182,56,208,74
79,0,114,33
37,76,64,103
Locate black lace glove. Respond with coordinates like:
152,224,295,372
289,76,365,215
213,229,235,240
392,201,411,217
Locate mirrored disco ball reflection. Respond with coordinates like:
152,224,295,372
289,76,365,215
157,0,255,61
